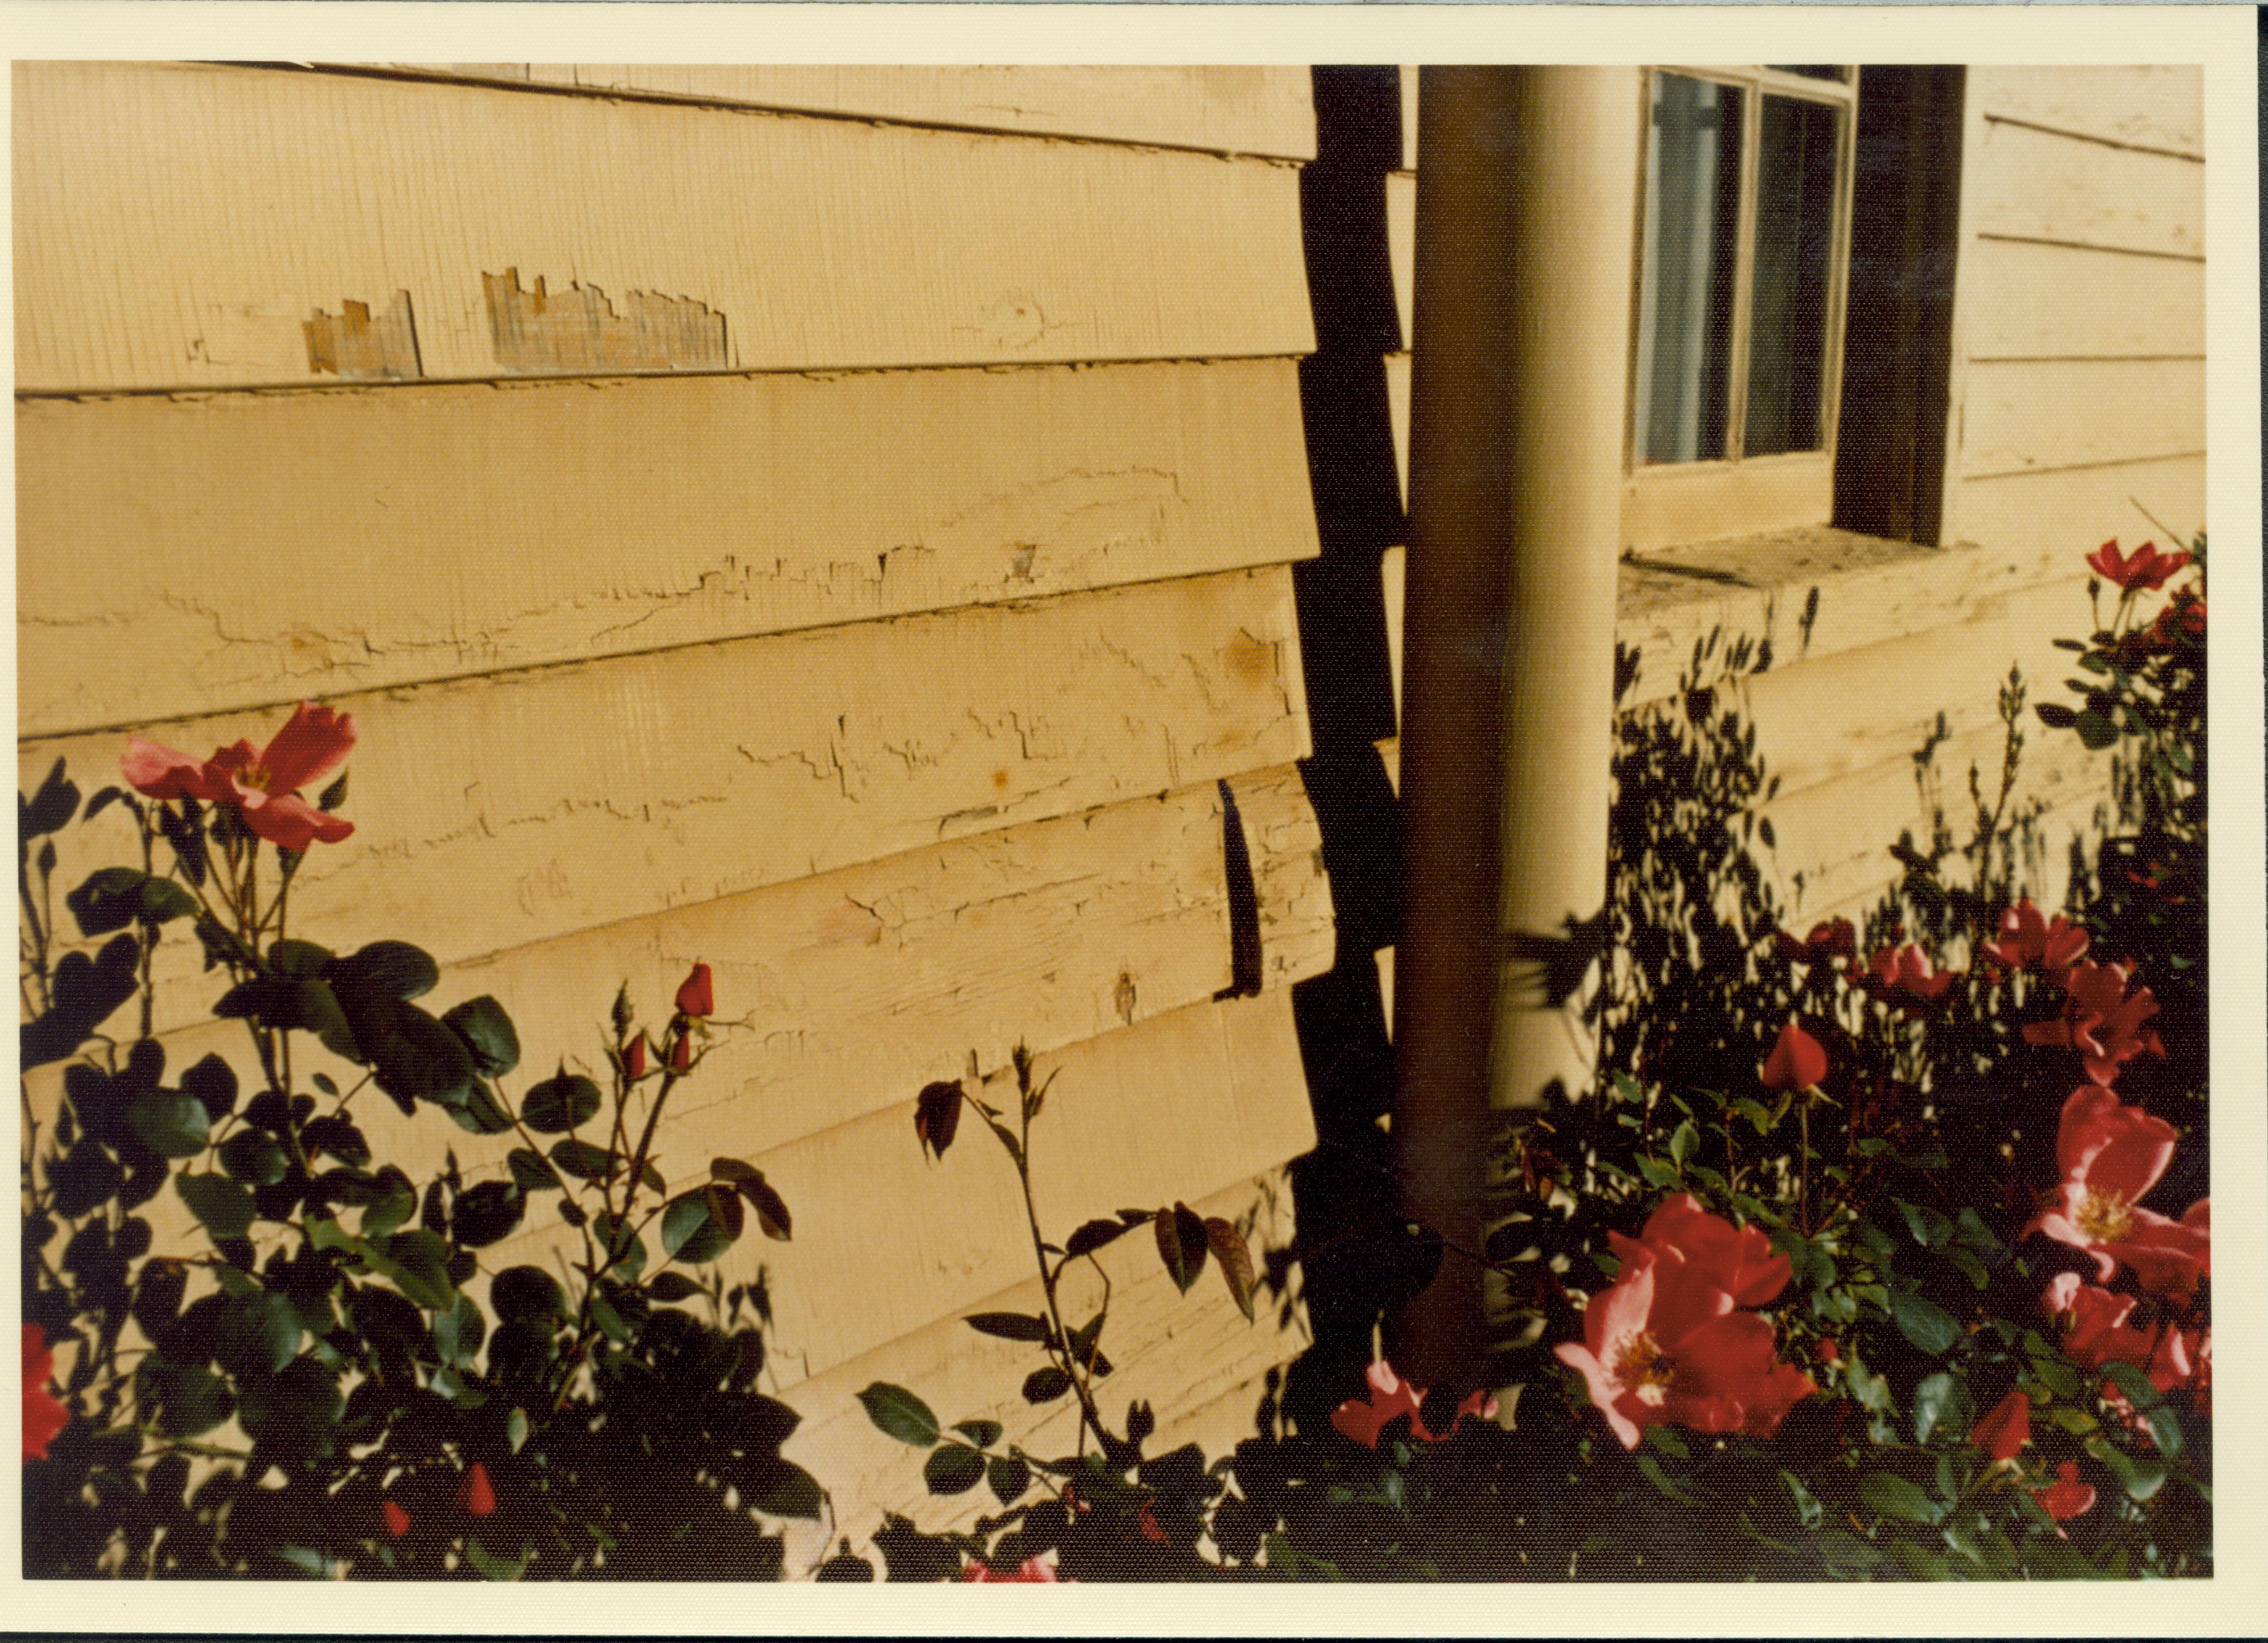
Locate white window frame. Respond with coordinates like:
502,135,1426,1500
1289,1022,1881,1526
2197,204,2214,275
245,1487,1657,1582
1621,65,1862,552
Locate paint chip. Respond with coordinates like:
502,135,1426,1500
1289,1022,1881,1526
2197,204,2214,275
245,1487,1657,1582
483,268,728,375
303,291,423,380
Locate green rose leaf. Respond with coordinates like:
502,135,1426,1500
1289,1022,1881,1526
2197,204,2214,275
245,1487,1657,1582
963,1311,1051,1343
217,1128,289,1186
451,1180,525,1248
1860,1470,1944,1525
442,995,522,1077
490,1265,568,1326
548,1139,617,1181
377,1228,457,1311
856,1382,940,1447
267,939,334,978
951,1418,1004,1448
1886,1289,1962,1357
1154,1201,1209,1295
176,1171,256,1240
2100,1360,2185,1460
433,1291,488,1368
448,1079,517,1137
178,1053,239,1122
923,1443,987,1496
22,759,79,836
236,1357,343,1462
139,1359,233,1439
506,1147,565,1194
137,877,201,924
523,1071,603,1134
332,940,439,1001
1022,1366,1073,1404
65,866,151,937
216,1290,303,1378
987,1453,1032,1507
1910,1370,1972,1449
128,1088,212,1159
644,1271,703,1302
658,1191,732,1265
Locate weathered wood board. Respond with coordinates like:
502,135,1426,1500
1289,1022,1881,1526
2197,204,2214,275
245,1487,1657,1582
1969,66,2203,157
485,65,1320,159
1960,239,2204,360
1969,116,2203,260
1960,358,2205,479
12,61,1311,393
778,1168,1303,1549
23,567,1312,1022
1225,765,1338,993
18,358,1318,736
467,986,1315,1386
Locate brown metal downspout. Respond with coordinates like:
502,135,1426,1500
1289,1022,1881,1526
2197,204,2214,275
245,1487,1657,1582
1390,67,1641,1387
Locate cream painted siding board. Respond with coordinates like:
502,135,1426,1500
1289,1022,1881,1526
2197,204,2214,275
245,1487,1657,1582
1961,358,2206,479
778,1168,1301,1542
1969,66,2204,157
12,61,1312,393
476,988,1315,1383
1954,454,2207,561
22,567,1311,1017
18,358,1319,734
1968,117,2203,260
1387,170,1417,352
1224,764,1338,991
1961,240,2206,359
490,65,1319,158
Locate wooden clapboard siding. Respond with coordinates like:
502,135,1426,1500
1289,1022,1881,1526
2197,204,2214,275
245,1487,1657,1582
1967,116,2203,261
12,61,1311,393
1387,169,1416,352
1764,715,2113,921
1961,358,2206,479
1953,454,2206,562
466,986,1313,1386
22,567,1311,1028
482,65,1318,159
1969,66,2203,158
1384,349,1413,509
1400,67,1421,171
780,1167,1302,1541
18,357,1318,736
1961,239,2205,359
1225,765,1338,993
1737,573,2095,801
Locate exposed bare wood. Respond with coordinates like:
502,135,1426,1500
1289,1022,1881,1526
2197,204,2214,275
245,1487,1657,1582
22,568,1311,1027
18,358,1318,736
1961,240,2204,360
1969,118,2203,261
1961,358,2205,480
301,291,422,380
480,268,728,375
1968,66,2204,159
12,61,1312,393
380,64,1321,159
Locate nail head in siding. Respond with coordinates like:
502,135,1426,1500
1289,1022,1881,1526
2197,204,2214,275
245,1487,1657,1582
303,291,423,379
482,267,729,375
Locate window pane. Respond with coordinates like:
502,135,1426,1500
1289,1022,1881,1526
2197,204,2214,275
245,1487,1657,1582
1744,94,1840,456
1633,74,1742,466
1767,65,1848,82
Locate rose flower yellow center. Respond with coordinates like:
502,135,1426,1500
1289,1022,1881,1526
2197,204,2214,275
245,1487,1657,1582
238,763,274,792
2075,1186,2137,1244
1615,1331,1676,1403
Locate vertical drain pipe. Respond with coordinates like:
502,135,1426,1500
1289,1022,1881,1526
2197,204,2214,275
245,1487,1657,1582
1391,67,1640,1386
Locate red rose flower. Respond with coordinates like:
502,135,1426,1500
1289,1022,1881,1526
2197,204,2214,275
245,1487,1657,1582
1971,1388,2031,1462
1860,942,1955,1009
2023,1087,2195,1284
1980,899,2089,978
382,1500,413,1539
22,1324,70,1463
2086,538,2191,593
2021,961,2163,1085
1759,1021,1828,1091
2149,587,2206,646
1330,1360,1498,1449
121,700,356,852
2034,1460,2096,1530
1773,918,1857,968
1555,1209,1813,1451
456,1461,496,1517
1611,1193,1792,1308
674,961,714,1019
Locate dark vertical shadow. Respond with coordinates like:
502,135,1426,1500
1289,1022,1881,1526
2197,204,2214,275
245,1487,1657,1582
1277,66,1431,1432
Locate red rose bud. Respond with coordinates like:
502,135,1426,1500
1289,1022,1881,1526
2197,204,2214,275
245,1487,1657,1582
1971,1388,2030,1463
1817,1337,1840,1365
382,1501,412,1538
675,962,714,1019
1760,1021,1828,1090
2034,1460,2097,1526
456,1461,496,1518
669,1031,694,1072
623,1035,648,1079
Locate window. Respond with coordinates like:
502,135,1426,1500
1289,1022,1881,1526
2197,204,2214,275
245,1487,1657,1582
1623,66,1858,551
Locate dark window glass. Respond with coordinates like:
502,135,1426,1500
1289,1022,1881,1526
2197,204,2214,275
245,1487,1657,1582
1768,65,1848,82
1743,95,1840,456
1633,74,1743,465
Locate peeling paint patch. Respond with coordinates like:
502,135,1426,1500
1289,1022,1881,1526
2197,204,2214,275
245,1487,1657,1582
303,292,423,380
483,268,728,375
